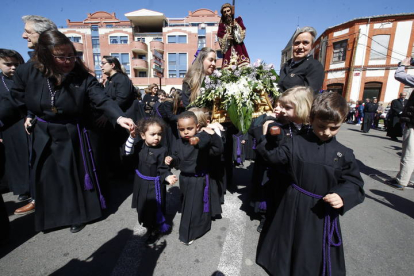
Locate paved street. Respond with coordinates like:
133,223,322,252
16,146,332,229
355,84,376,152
1,123,414,276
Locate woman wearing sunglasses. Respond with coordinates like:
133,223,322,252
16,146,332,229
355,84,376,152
0,30,135,234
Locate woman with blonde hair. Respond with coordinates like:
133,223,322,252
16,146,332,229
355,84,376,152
182,47,216,107
143,83,159,116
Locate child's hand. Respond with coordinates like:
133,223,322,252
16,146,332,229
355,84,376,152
189,136,200,145
130,126,137,138
262,121,273,135
209,122,224,131
201,127,215,135
166,175,178,185
241,140,246,144
323,193,343,209
165,156,173,165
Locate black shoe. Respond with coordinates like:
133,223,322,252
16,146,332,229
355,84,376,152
70,224,85,233
17,193,31,202
146,231,159,245
385,179,404,190
390,137,399,141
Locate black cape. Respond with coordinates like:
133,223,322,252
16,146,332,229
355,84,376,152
256,131,365,276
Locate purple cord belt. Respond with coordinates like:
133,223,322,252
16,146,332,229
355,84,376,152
135,169,170,233
36,117,106,209
233,134,243,163
181,172,210,213
291,183,342,276
252,138,257,150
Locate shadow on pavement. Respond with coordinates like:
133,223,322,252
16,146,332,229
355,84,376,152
0,196,37,259
356,159,392,178
135,240,167,276
50,228,134,276
367,189,414,219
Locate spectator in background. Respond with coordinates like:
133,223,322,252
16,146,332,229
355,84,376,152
387,92,407,141
387,57,414,189
356,100,364,125
361,98,377,133
374,101,384,129
143,83,159,117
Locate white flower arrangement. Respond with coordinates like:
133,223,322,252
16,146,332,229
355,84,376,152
190,59,280,133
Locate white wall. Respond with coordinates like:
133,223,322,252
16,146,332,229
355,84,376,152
390,21,413,64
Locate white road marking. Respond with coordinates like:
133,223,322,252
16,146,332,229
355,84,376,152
217,191,247,276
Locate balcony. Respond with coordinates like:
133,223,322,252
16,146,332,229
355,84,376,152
132,58,148,70
73,42,83,52
131,41,148,54
150,41,164,53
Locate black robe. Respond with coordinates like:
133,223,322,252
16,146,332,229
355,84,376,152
0,73,30,195
279,56,324,94
170,131,223,243
361,102,377,133
142,94,158,116
232,131,248,165
256,131,365,276
126,140,171,230
387,98,407,138
0,62,124,231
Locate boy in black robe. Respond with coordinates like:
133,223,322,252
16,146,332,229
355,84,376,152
165,111,223,245
256,92,365,276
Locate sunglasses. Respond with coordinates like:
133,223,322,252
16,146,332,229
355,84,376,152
52,55,77,62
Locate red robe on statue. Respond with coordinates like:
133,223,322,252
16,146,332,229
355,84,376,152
217,17,250,69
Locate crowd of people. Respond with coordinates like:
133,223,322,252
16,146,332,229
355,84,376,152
2,7,412,275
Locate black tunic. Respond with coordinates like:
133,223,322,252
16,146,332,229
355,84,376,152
171,131,224,243
0,73,30,195
127,140,171,230
142,94,159,116
279,56,324,94
361,102,377,133
387,98,407,138
0,62,124,231
256,131,365,276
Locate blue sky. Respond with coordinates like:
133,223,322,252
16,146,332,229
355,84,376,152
0,0,411,72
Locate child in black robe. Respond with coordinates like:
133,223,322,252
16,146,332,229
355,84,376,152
256,92,365,276
125,117,177,245
165,111,223,245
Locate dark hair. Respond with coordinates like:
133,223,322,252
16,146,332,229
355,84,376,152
0,49,25,64
173,92,183,114
136,117,165,135
33,30,89,85
177,111,198,125
310,92,349,123
157,89,167,97
102,56,126,76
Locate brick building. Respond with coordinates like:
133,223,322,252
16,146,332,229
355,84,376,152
60,9,223,92
312,13,414,103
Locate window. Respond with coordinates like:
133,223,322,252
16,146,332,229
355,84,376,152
92,37,100,49
332,40,347,62
106,24,113,28
168,53,187,78
109,36,128,44
138,71,147,77
198,28,206,36
77,52,83,60
137,55,146,60
93,54,101,66
168,35,187,44
111,53,130,75
369,35,390,60
216,50,223,59
153,37,162,42
363,82,382,99
327,83,344,95
136,37,145,43
68,36,81,43
198,37,206,49
91,25,99,36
